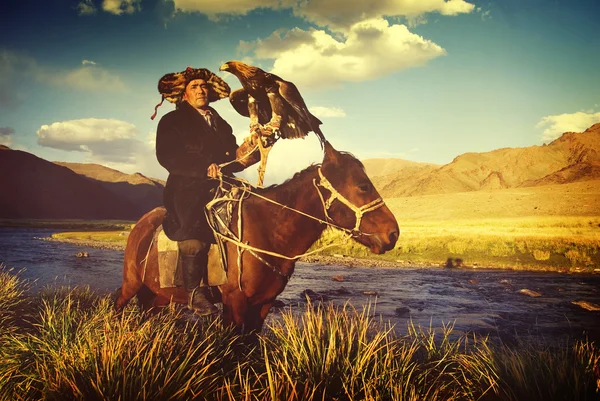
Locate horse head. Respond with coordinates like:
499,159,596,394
319,142,399,254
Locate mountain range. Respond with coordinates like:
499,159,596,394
363,123,600,198
0,146,164,220
1,123,599,220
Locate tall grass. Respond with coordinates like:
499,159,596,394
0,278,244,400
1,269,598,400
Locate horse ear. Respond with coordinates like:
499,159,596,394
323,141,339,165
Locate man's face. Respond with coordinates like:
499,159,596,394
183,79,210,109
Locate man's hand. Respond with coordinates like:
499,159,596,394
207,163,221,179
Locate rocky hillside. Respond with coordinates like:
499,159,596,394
0,148,162,220
55,162,164,215
366,123,600,197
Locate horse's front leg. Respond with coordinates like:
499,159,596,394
222,289,249,334
243,302,273,334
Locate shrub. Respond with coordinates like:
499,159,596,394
532,249,550,261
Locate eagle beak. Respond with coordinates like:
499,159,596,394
219,63,229,72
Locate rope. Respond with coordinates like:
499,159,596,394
315,168,385,232
205,168,385,280
141,231,156,282
209,146,388,285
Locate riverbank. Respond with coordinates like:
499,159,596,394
38,236,126,251
39,233,600,274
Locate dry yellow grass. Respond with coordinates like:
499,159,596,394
386,180,600,221
313,181,600,270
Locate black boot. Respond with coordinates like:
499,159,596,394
180,254,218,316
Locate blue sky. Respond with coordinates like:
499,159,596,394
1,0,599,185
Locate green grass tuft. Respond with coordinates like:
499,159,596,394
0,270,598,400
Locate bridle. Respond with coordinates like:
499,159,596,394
206,165,389,286
313,167,385,234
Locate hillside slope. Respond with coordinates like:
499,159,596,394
371,123,600,197
55,162,164,214
0,148,148,220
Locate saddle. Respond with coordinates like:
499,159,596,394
153,183,241,289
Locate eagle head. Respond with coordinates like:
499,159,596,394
219,62,233,72
220,60,258,80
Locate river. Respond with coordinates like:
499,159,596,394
1,227,599,343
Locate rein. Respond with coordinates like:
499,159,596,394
207,165,386,286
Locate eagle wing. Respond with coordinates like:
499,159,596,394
270,74,325,145
230,87,308,139
229,88,270,124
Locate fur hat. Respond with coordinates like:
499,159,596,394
151,67,231,119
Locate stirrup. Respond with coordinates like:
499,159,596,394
188,287,218,316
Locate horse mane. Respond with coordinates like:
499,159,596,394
253,150,365,202
255,163,321,202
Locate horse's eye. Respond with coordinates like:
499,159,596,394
358,183,371,192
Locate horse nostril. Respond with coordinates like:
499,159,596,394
389,230,399,244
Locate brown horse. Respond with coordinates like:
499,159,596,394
115,142,399,333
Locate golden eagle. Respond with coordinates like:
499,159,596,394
219,61,326,146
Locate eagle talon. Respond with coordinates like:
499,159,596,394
262,122,280,137
261,135,276,147
249,124,261,136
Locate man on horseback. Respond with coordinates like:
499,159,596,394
154,67,260,315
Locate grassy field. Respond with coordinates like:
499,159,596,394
50,230,129,245
310,181,600,271
312,216,600,270
0,267,598,401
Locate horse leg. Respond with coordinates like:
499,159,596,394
137,284,158,311
115,274,144,311
223,290,249,334
244,302,273,334
115,245,146,311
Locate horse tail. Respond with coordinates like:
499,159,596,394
115,207,166,310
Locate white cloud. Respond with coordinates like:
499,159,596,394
173,0,475,31
311,106,346,118
35,119,167,179
291,0,475,31
77,0,97,15
37,118,143,164
243,18,446,87
172,0,283,20
537,110,600,141
0,126,15,146
236,134,324,186
102,0,141,15
82,60,97,65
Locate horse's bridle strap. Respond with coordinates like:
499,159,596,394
315,167,385,232
204,167,387,287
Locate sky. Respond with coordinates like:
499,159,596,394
1,0,600,185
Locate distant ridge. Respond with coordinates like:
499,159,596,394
0,147,162,220
55,162,164,215
364,123,600,197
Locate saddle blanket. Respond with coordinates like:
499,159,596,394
156,226,227,289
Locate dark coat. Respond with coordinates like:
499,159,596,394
156,101,242,242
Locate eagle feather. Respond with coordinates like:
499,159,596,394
220,61,326,146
